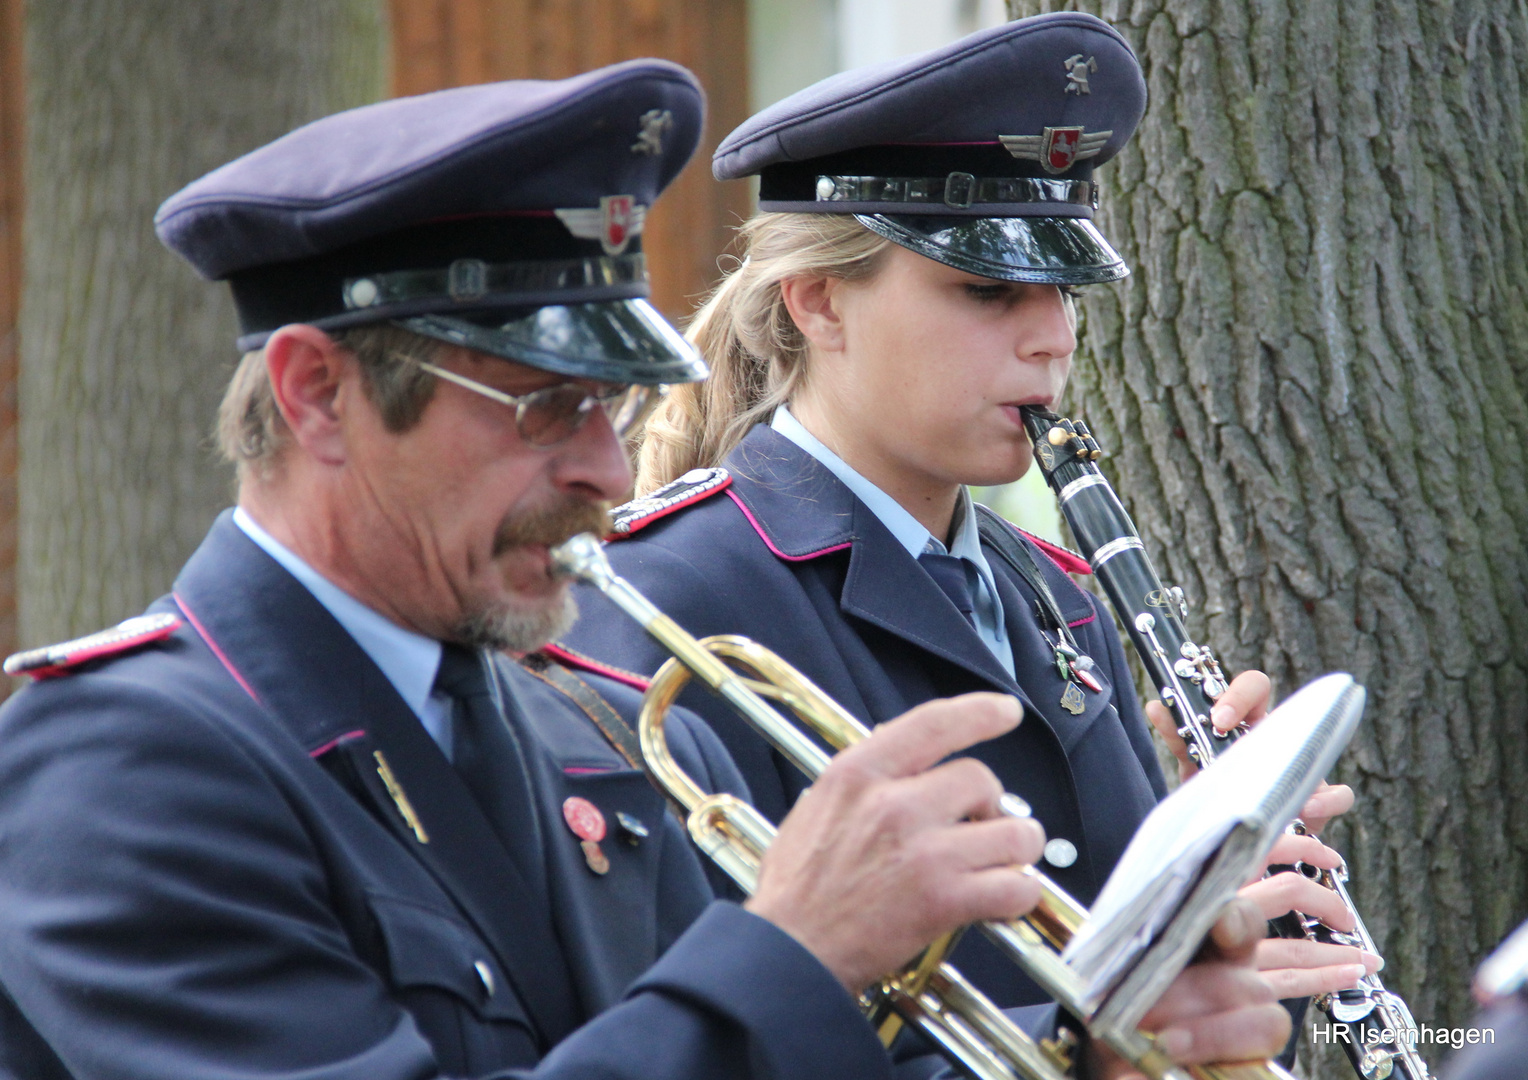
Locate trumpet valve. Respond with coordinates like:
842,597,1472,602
1040,1027,1079,1074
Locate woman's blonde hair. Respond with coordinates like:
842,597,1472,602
634,212,893,494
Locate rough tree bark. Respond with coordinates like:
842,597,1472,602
0,0,24,681
1009,1,1528,1074
18,1,386,648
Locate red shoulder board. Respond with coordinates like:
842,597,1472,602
536,643,651,692
1014,526,1091,576
608,468,731,539
4,613,182,679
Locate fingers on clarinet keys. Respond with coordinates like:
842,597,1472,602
1171,642,1226,699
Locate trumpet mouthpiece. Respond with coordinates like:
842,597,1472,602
550,532,612,585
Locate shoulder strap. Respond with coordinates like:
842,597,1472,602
518,654,692,824
975,505,1079,646
517,653,644,770
3,613,182,678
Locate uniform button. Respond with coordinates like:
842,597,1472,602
1044,838,1078,868
474,960,495,998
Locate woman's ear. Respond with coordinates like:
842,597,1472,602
263,324,352,467
780,274,847,353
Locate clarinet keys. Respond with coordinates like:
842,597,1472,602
1042,416,1103,460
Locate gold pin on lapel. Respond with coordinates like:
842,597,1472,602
373,750,430,844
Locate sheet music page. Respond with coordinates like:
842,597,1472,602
1061,672,1366,1000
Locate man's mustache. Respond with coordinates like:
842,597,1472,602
492,500,611,557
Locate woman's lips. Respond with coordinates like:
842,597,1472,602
1000,399,1053,427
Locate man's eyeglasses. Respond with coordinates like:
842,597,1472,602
414,361,660,447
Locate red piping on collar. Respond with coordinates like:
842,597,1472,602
540,643,651,692
726,490,852,562
173,592,263,705
309,730,367,758
1067,613,1097,628
1014,526,1091,577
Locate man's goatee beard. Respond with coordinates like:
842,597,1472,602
453,590,580,653
454,497,610,652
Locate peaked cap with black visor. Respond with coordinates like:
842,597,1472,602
714,11,1145,286
155,59,709,387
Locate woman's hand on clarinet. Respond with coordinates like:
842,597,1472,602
1148,668,1367,995
1238,833,1383,996
1145,669,1354,831
1144,669,1270,784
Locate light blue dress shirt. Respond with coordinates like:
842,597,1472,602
770,407,1014,678
233,507,456,756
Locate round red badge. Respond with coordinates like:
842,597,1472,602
562,796,606,843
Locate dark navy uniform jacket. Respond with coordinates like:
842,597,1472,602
0,512,894,1080
564,425,1169,1007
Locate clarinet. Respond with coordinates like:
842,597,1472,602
1019,405,1432,1080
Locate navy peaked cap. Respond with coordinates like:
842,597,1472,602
155,60,709,384
714,12,1145,285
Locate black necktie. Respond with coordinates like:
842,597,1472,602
434,645,545,886
919,551,976,625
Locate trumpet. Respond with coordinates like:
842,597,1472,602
553,532,1291,1080
1017,405,1431,1080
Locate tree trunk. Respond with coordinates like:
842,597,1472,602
18,1,386,648
0,0,24,683
1010,1,1528,1074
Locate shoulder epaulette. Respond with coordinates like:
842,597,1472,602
1014,526,1091,576
4,613,182,679
608,467,731,538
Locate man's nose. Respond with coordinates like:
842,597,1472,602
548,401,636,504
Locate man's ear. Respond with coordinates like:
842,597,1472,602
780,274,847,354
263,324,352,467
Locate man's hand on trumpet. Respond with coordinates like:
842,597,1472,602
746,692,1044,994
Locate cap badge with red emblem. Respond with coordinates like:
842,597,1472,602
1042,126,1083,173
563,796,610,875
600,194,636,256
